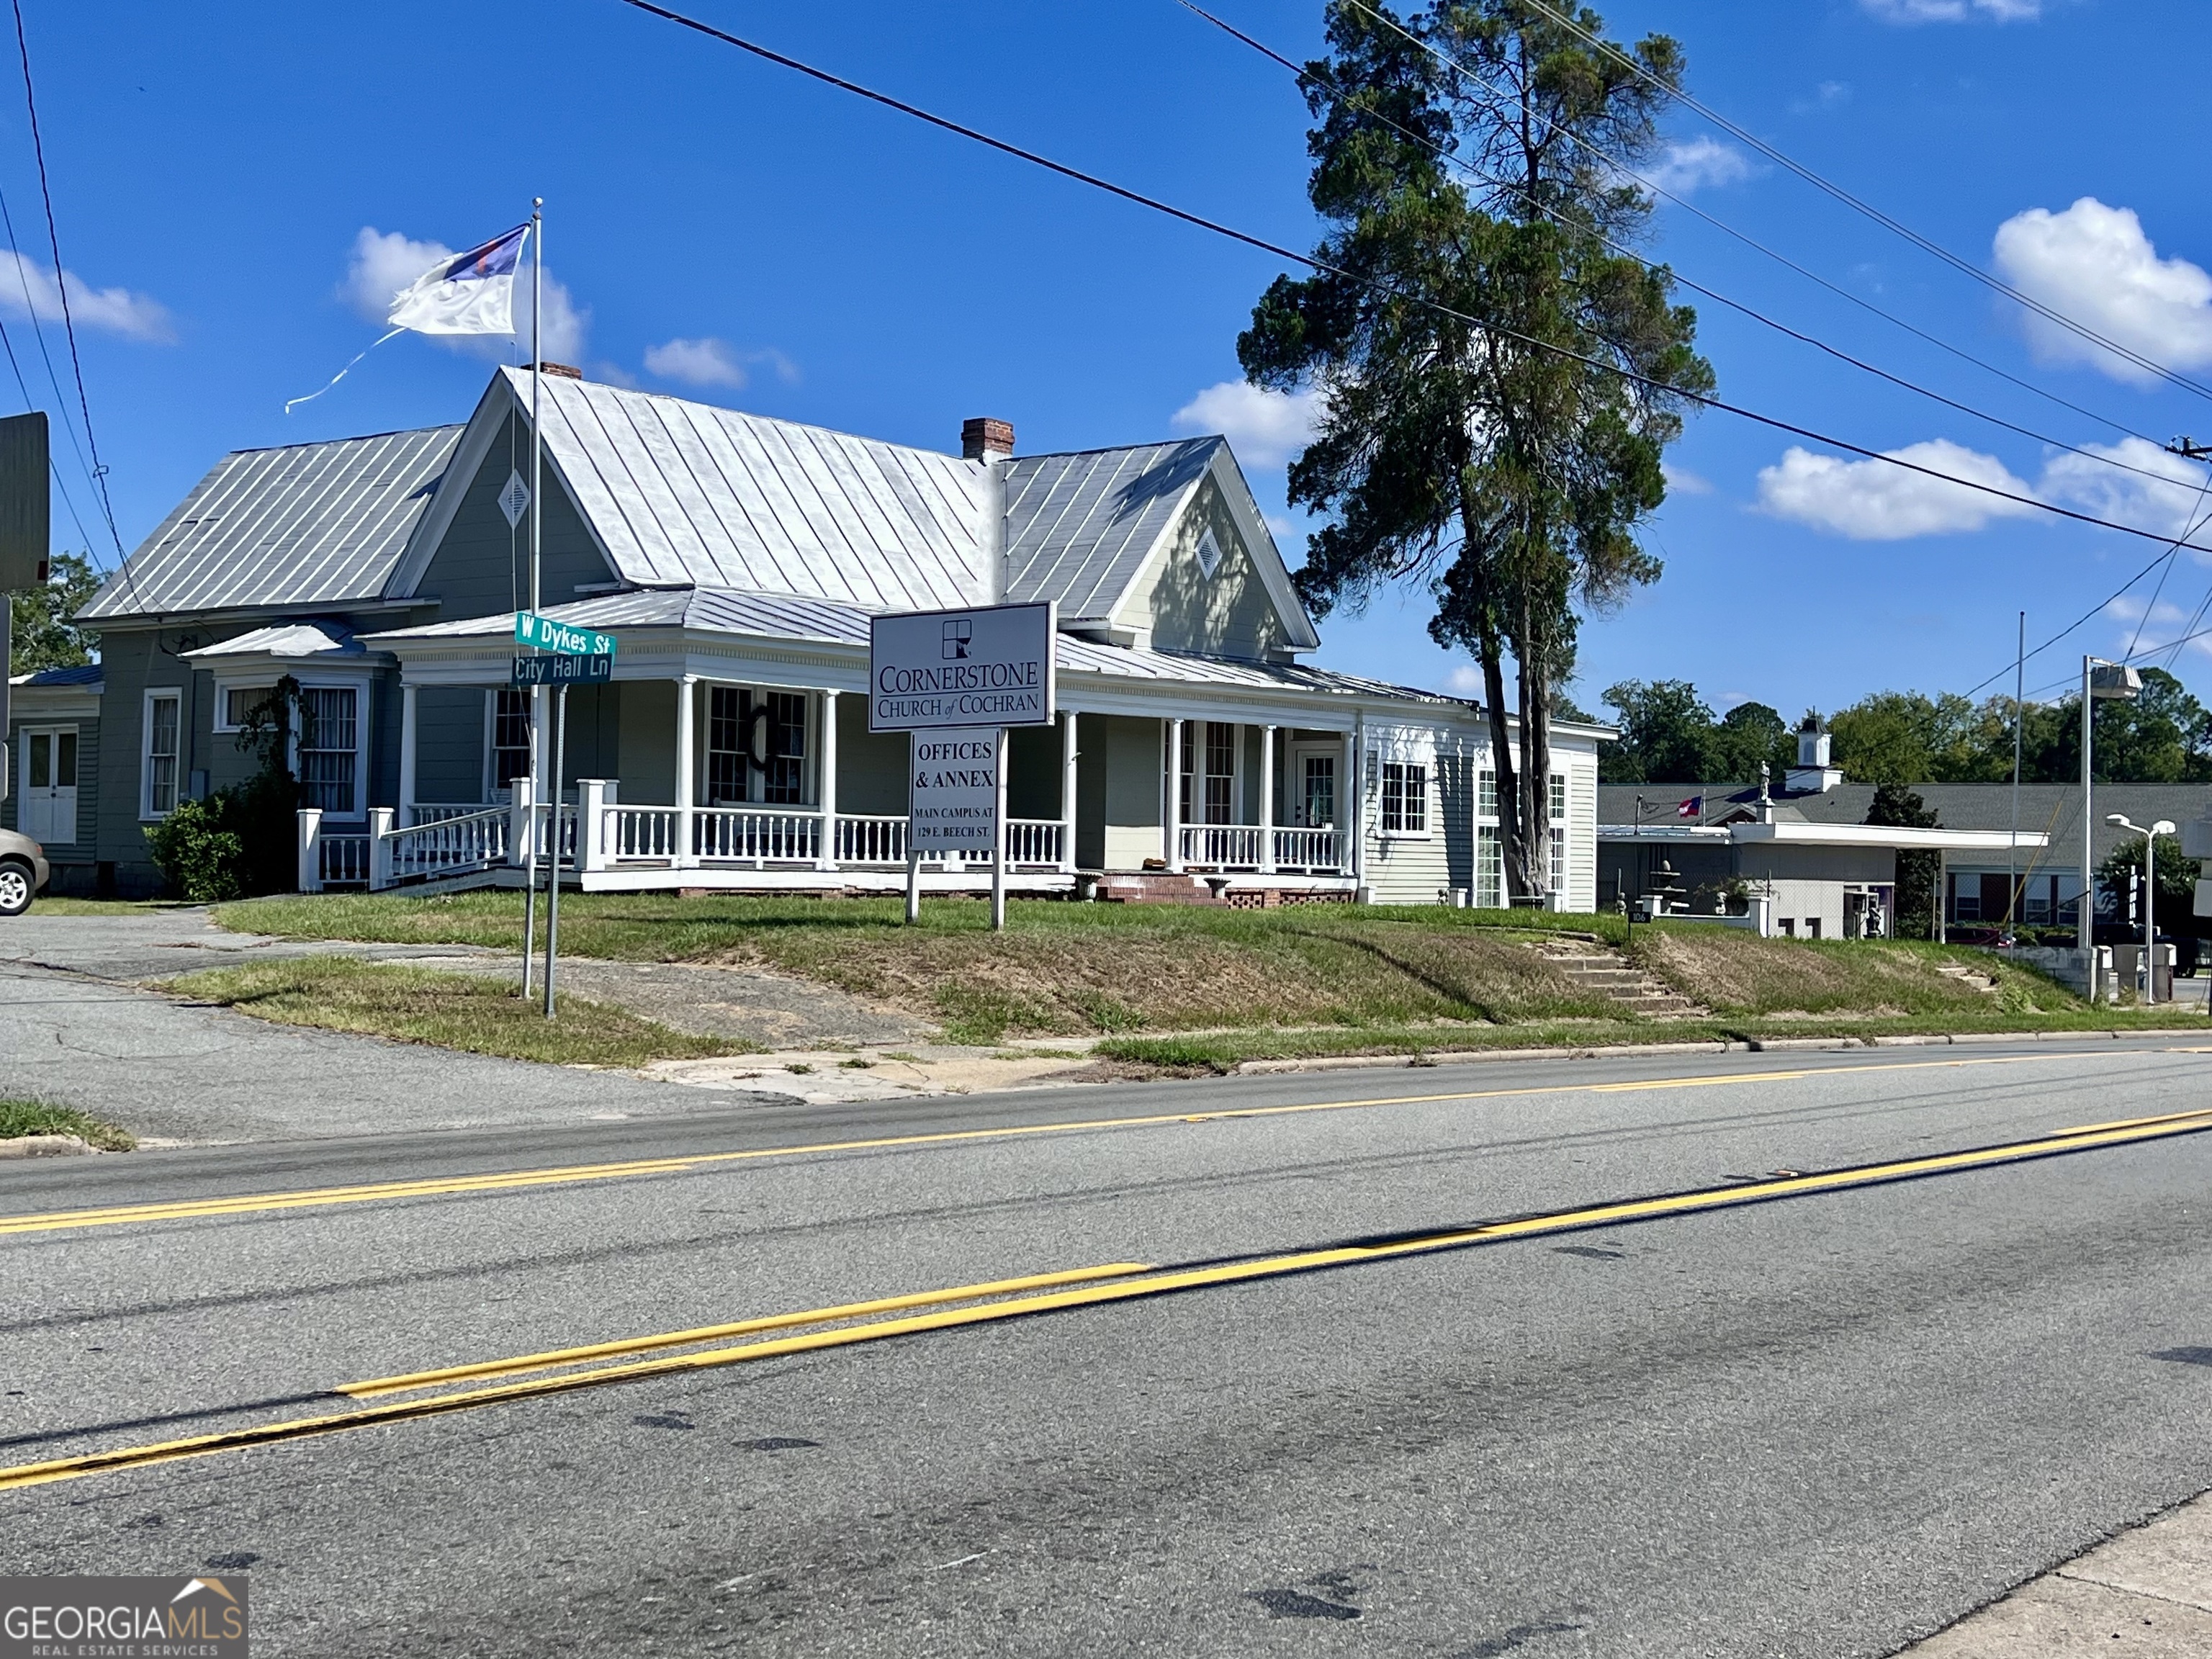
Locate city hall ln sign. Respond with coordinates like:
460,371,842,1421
868,601,1056,732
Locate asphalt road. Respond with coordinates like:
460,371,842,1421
4,1038,2211,1657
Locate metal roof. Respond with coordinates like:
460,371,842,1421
9,663,102,687
509,369,993,611
180,621,365,661
367,585,1457,705
79,425,462,621
1002,439,1218,621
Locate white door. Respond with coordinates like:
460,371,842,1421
21,726,78,845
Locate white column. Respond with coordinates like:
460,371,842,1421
675,674,698,869
296,808,324,893
1060,709,1079,873
367,806,395,891
1165,717,1185,873
508,774,535,866
817,689,840,871
578,778,609,872
1349,718,1367,894
1259,724,1277,874
398,683,419,825
1341,726,1357,878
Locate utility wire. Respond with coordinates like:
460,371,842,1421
1510,0,2212,405
610,0,2212,565
10,0,122,563
1178,0,2190,499
2122,482,2212,663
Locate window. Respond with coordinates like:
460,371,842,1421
1478,768,1497,820
708,687,807,805
1549,772,1567,822
217,685,276,733
1550,824,1568,895
1177,721,1236,826
298,686,359,814
1380,762,1428,835
491,689,533,795
1778,917,1796,937
143,689,181,818
1477,824,1503,908
1806,917,1822,940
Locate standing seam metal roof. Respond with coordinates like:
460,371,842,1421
78,425,463,620
1002,439,1218,620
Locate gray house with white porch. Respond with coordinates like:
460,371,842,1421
56,368,1607,904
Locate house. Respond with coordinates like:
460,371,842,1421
2,664,102,893
56,368,1609,906
1598,729,2206,935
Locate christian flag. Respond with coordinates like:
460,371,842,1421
387,224,529,336
1676,795,1703,819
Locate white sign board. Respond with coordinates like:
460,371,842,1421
909,728,1001,855
869,601,1056,732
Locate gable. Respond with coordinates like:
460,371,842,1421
410,410,617,621
1107,449,1319,659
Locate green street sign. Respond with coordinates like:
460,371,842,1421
512,654,613,686
515,611,619,657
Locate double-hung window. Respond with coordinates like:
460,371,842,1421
1380,762,1427,835
1176,721,1238,826
708,688,807,805
143,690,181,818
298,687,360,815
491,689,534,796
1547,772,1568,896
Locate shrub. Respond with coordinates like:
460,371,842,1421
145,679,302,902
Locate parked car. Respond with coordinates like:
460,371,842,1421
0,827,48,916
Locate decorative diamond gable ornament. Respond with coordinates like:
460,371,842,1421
1195,526,1223,579
498,469,531,529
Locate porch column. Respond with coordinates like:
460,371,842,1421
1345,721,1364,890
1165,716,1185,873
675,674,698,868
1259,724,1277,874
1059,709,1079,873
397,683,419,826
816,689,840,871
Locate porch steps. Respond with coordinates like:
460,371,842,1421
1094,873,1228,906
1527,937,1709,1018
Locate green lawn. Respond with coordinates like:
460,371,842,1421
0,1099,136,1150
163,956,765,1067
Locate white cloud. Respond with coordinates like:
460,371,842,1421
1662,462,1712,496
0,250,171,342
1861,0,2038,21
642,336,799,392
1992,199,2212,384
1447,665,1484,695
1645,138,1753,197
1756,439,2038,539
2105,594,2212,660
1172,380,1323,468
2041,438,2212,546
342,227,587,362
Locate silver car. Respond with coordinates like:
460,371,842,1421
0,827,48,916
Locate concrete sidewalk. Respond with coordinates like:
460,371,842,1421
1905,1483,2212,1654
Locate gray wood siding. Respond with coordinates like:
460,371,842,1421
416,687,489,804
417,414,616,621
1121,478,1287,661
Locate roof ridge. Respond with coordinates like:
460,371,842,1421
1008,436,1220,463
223,422,467,458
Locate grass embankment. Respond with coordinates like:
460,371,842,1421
214,891,2206,1066
0,1099,135,1150
163,957,761,1068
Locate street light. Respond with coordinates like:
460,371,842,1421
2105,813,2175,1002
2080,657,2143,952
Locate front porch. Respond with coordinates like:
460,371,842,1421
300,673,1360,899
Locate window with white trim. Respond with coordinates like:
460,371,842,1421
1177,721,1238,826
1380,761,1427,835
142,689,181,818
1477,824,1502,908
1549,772,1567,822
298,686,360,814
491,689,533,795
215,684,276,734
708,687,807,805
1478,768,1497,820
1547,771,1568,894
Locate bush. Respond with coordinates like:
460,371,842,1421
145,768,301,902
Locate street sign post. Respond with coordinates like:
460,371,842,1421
510,654,612,686
869,602,1056,929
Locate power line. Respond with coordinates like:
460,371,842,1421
1177,0,2191,501
2122,484,2212,662
9,0,123,563
609,0,2212,565
1511,0,2212,406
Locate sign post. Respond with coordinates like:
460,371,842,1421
513,611,617,1011
0,412,48,773
869,601,1055,931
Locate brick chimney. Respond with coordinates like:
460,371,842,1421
961,416,1015,461
537,361,583,380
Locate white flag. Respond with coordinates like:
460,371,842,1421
387,224,529,336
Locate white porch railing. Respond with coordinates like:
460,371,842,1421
387,804,510,881
1179,824,1266,870
1004,819,1066,868
1272,826,1344,872
835,814,907,866
608,804,682,862
695,806,822,865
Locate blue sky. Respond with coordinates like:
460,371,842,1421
16,0,2212,721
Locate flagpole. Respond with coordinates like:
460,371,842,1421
521,197,544,1002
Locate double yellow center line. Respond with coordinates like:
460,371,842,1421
0,1051,2116,1240
4,1091,2210,1494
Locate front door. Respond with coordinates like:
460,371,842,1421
21,726,77,845
1286,747,1336,828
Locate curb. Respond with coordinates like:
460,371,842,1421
0,1134,95,1159
1232,1028,2185,1075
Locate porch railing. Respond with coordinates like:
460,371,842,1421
1004,819,1066,868
835,814,907,866
695,806,822,865
1179,824,1265,870
1272,827,1344,872
608,804,681,862
388,805,510,881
